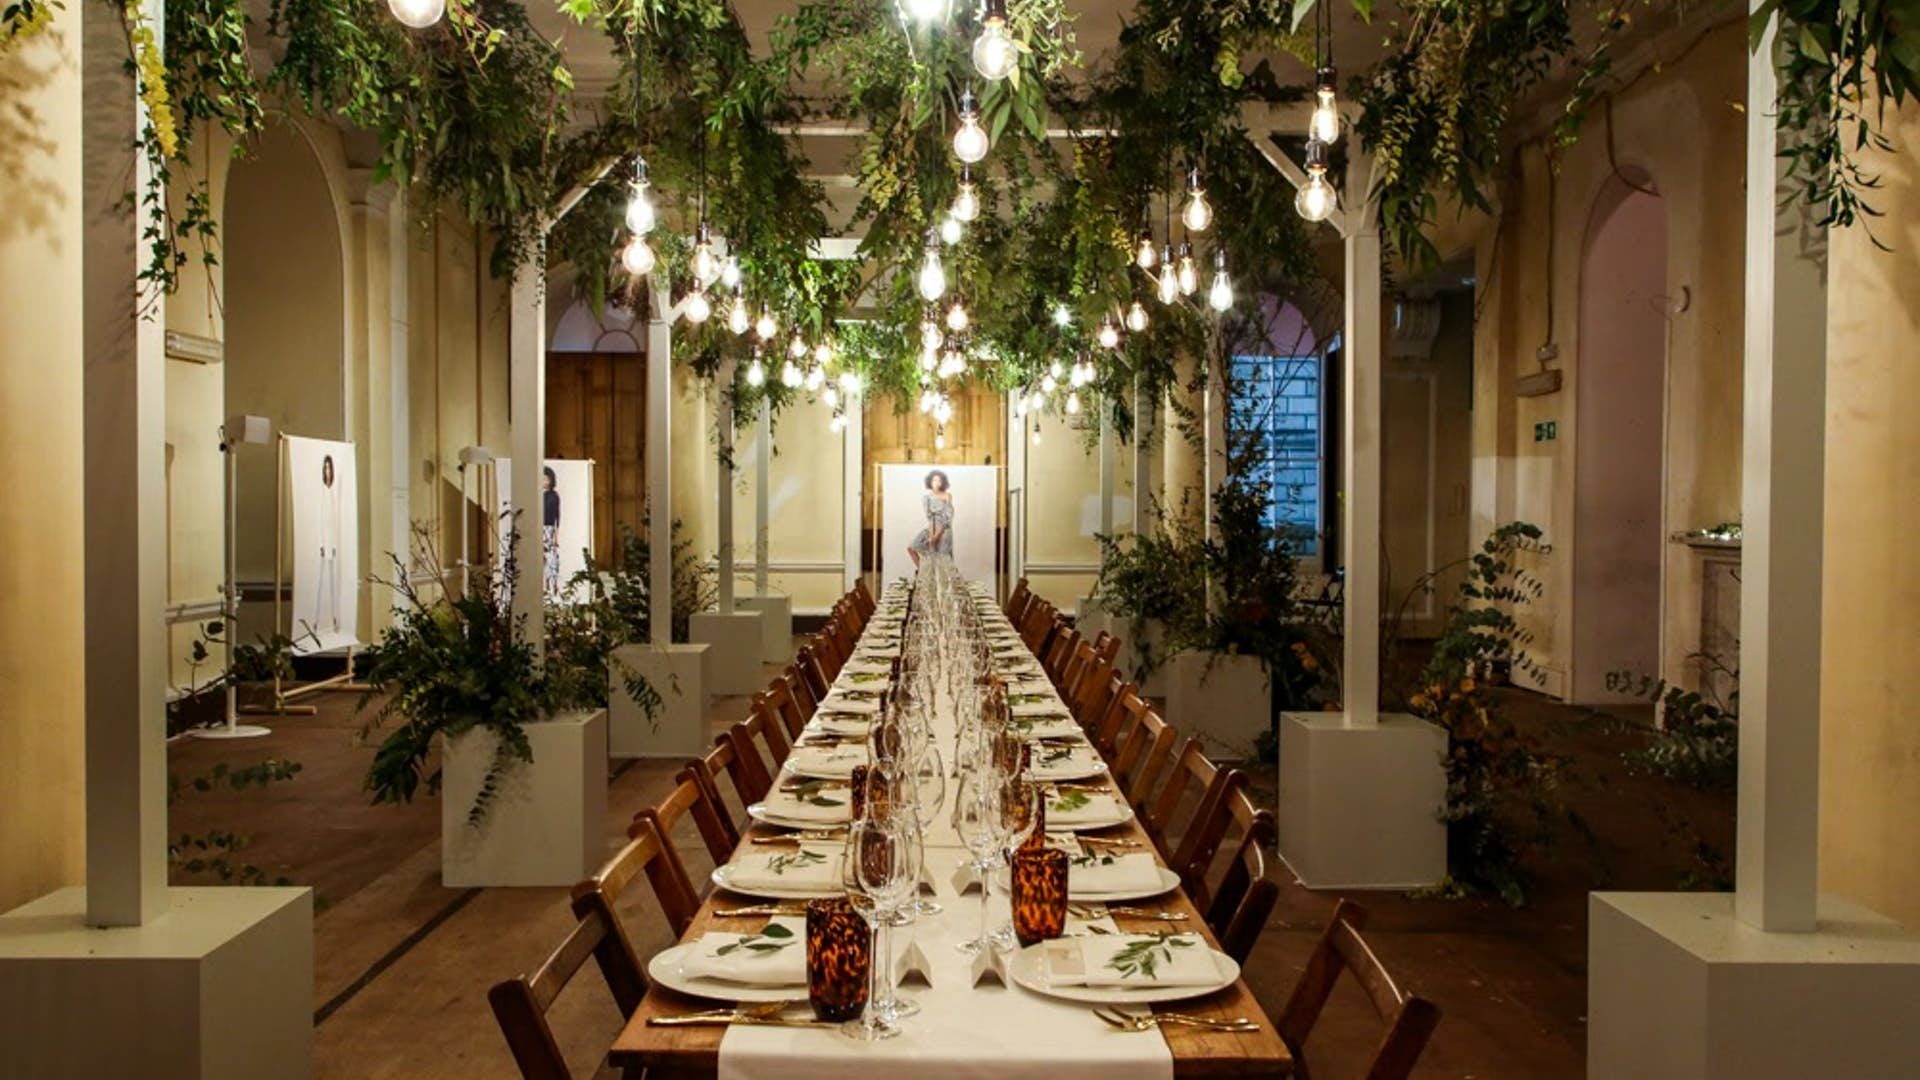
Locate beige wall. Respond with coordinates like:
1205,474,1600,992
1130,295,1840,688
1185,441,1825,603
1470,18,1747,697
1819,96,1920,926
1383,289,1475,638
730,395,849,612
0,24,87,911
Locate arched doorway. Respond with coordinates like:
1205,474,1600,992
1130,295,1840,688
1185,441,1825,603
224,123,346,594
1572,169,1667,703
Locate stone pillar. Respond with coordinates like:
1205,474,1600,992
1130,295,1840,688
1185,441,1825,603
508,248,546,651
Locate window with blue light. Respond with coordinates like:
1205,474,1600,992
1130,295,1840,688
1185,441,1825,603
1228,353,1323,557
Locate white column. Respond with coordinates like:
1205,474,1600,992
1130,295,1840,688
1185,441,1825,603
1735,7,1825,934
1098,403,1116,538
1341,150,1384,727
755,405,770,595
1132,376,1154,535
82,0,169,927
647,283,674,644
388,191,411,583
715,359,736,611
508,246,547,652
842,401,864,589
1005,395,1027,585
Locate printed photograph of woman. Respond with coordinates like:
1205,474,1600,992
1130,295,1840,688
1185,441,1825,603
908,468,954,567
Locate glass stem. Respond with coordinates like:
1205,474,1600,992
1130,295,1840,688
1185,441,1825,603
866,924,884,1020
977,857,992,944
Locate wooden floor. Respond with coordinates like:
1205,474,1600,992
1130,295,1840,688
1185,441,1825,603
166,655,1730,1079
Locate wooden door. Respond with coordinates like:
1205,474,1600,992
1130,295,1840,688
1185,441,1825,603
546,351,646,565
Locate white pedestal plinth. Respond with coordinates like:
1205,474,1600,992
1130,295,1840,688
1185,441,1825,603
690,610,765,696
734,594,793,664
442,708,608,887
1165,652,1270,759
610,643,710,759
0,886,313,1079
1589,892,1920,1079
1277,711,1447,889
1075,594,1107,627
1103,617,1167,696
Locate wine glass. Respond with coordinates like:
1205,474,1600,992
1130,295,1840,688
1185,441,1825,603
951,770,1005,955
840,814,914,1040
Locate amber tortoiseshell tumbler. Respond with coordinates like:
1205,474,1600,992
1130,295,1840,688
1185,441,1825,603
806,898,870,1022
1010,847,1069,947
850,764,896,822
991,731,1031,776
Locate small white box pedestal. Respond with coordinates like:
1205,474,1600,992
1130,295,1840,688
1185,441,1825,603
1589,892,1920,1079
734,594,793,664
442,708,608,887
690,610,765,695
1165,652,1269,759
610,643,710,759
1277,711,1447,889
1097,615,1167,697
0,886,313,1079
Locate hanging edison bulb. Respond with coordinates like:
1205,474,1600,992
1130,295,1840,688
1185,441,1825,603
1053,303,1073,328
720,254,742,291
1097,317,1121,350
918,231,947,302
621,236,656,277
690,223,720,288
946,299,970,333
972,0,1017,80
829,410,848,433
744,354,766,387
1176,241,1198,296
1066,391,1082,415
789,336,809,360
388,0,445,30
1295,140,1339,223
624,159,656,234
903,0,944,25
781,360,803,387
1309,67,1340,145
1208,249,1234,313
1135,233,1158,271
1041,370,1058,394
755,307,778,342
727,298,751,335
805,365,826,391
684,288,712,324
952,165,981,222
940,214,965,245
1126,300,1150,333
952,86,989,164
823,384,840,408
921,318,944,352
1181,167,1213,232
1157,247,1179,304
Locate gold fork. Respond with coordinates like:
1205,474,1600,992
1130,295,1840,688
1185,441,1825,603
1091,1007,1259,1033
712,904,809,917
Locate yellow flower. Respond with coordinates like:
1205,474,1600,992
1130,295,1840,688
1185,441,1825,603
1459,677,1477,694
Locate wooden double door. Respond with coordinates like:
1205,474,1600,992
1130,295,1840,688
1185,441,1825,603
546,351,645,565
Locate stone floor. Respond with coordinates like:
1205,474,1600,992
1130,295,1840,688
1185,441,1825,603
167,661,1732,1079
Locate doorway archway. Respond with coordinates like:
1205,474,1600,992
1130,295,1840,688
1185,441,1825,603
1572,168,1668,703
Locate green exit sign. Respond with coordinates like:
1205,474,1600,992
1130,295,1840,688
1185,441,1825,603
1534,420,1558,442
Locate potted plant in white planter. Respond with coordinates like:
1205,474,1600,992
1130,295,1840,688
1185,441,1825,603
358,530,609,887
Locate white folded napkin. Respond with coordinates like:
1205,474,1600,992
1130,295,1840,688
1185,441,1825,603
678,916,807,986
819,693,881,715
1069,852,1166,895
843,659,892,675
1046,791,1124,826
1033,746,1103,780
1011,701,1070,719
1067,934,1219,988
1008,678,1055,695
1012,716,1081,738
806,714,871,737
785,744,866,779
755,788,853,824
723,846,844,892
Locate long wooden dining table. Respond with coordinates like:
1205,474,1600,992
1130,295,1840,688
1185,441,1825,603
608,581,1292,1078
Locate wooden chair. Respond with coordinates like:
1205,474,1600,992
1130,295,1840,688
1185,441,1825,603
783,662,821,718
852,578,877,620
690,739,749,838
1141,740,1247,898
1057,639,1095,699
1094,631,1121,663
747,701,793,768
571,811,701,939
488,889,648,1080
1019,600,1055,652
757,676,809,742
1070,657,1117,727
1276,900,1442,1080
716,722,776,807
1091,682,1141,761
1113,706,1179,804
1203,797,1279,964
1004,577,1031,621
647,766,736,868
813,626,848,681
793,643,832,703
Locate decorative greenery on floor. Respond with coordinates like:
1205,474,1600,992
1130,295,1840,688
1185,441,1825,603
170,759,304,886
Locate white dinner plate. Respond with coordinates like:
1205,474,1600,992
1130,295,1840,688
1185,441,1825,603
748,801,853,831
646,942,806,1003
1032,752,1108,782
1008,939,1240,1005
1070,865,1181,902
1047,799,1136,833
711,862,845,901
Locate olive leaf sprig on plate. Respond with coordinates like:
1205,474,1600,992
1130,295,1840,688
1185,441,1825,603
1070,852,1119,868
715,922,797,957
786,779,845,807
1104,933,1197,980
1050,788,1092,813
767,849,827,875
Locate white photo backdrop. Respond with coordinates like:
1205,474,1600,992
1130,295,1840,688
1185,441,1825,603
879,463,997,584
285,434,359,654
495,458,595,605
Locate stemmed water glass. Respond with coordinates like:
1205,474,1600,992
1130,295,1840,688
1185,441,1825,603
840,811,916,1040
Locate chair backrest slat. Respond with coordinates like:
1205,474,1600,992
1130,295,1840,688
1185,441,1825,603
1276,899,1441,1080
488,889,648,1080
